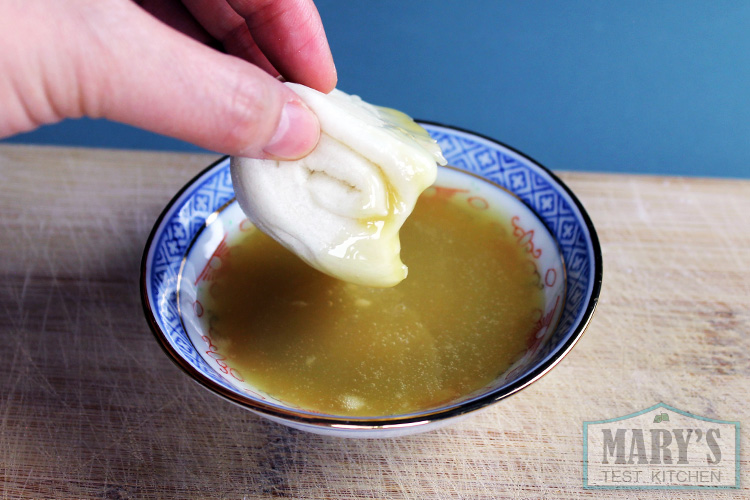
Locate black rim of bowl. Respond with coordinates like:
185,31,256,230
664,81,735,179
140,122,603,430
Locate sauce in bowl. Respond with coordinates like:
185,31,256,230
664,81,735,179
179,167,565,417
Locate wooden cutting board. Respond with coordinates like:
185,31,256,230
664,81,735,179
0,144,747,499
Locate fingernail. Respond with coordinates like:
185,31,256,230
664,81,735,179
263,100,319,160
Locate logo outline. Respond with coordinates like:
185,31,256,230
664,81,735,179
583,402,740,490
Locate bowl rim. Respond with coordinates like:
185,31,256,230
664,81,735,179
140,121,603,430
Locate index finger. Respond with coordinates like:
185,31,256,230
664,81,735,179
180,0,281,78
226,0,337,93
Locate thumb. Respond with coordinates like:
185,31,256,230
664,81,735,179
5,1,320,159
94,2,320,159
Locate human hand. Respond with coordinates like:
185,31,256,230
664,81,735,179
0,0,337,159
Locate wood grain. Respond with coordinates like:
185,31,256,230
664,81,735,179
0,145,747,499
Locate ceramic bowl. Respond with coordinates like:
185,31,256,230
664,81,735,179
141,123,602,438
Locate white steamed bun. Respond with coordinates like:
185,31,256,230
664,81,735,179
230,84,446,287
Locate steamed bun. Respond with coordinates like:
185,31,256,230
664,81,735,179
230,84,446,287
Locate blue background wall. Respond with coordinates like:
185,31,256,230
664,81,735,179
3,1,749,178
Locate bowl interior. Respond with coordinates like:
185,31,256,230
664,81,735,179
176,165,566,416
142,123,601,424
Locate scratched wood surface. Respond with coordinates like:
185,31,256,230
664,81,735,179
0,144,747,499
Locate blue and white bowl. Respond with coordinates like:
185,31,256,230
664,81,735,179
141,123,602,438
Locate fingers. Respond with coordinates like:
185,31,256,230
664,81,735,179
210,0,337,92
79,1,320,158
117,0,320,159
180,0,280,77
137,0,216,47
0,0,329,158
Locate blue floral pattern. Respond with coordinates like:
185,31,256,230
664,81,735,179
428,126,595,364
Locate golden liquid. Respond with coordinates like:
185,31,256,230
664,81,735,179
198,192,544,416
